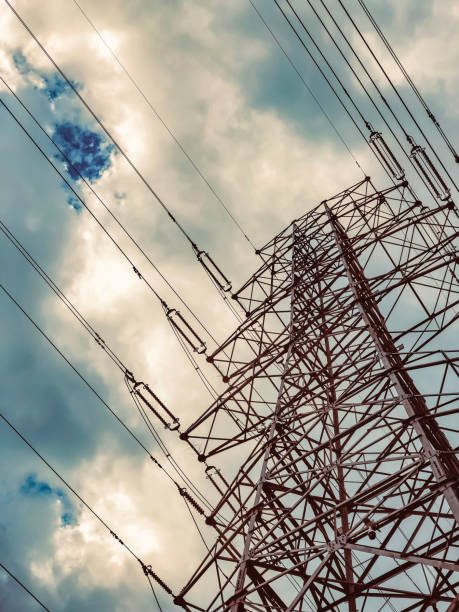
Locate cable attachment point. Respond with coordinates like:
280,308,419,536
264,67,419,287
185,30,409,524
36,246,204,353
140,562,173,595
131,380,181,431
94,332,105,347
165,306,206,354
178,486,205,515
369,131,405,181
196,250,232,292
149,455,163,469
132,266,142,279
110,530,124,546
205,464,221,479
409,142,451,201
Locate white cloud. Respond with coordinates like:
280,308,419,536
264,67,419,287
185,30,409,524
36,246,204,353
1,0,457,610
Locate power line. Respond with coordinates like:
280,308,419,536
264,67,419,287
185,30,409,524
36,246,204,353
0,91,264,506
6,0,249,346
0,281,195,494
0,94,223,353
0,86,269,435
247,0,366,176
280,0,446,203
0,411,173,608
273,0,453,205
268,0,370,151
71,0,257,252
0,219,214,512
0,82,248,440
4,0,235,282
0,218,127,375
0,562,51,612
356,0,459,164
320,0,458,193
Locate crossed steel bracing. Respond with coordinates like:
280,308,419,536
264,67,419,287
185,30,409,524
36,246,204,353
177,177,458,611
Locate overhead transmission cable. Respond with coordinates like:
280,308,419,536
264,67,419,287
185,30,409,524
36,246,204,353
0,92,264,439
6,0,316,363
1,94,234,386
0,89,268,480
2,10,251,337
266,0,373,161
0,562,51,612
4,0,237,301
0,219,214,511
0,77,253,421
0,80,230,502
70,0,257,252
0,86,271,431
356,0,459,164
0,80,220,348
0,411,173,609
0,281,214,515
247,0,366,176
0,286,235,604
279,0,450,203
311,0,458,194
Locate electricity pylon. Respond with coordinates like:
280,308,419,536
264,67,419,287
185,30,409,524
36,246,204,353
174,177,458,611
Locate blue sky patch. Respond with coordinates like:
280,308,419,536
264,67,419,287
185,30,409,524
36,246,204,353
53,122,115,183
67,194,83,212
20,474,77,526
12,50,33,75
13,49,81,101
20,474,53,497
42,74,78,102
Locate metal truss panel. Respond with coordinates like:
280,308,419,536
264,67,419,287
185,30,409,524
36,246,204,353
179,178,458,611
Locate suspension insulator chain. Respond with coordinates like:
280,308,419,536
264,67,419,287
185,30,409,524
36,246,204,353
196,250,232,293
178,486,205,515
125,372,180,431
163,303,206,354
369,131,405,180
140,562,174,595
408,137,452,202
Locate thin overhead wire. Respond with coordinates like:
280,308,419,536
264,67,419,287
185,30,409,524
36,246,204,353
0,281,197,494
146,575,164,612
71,0,257,252
247,0,366,176
0,93,222,348
6,0,275,357
280,0,442,201
0,219,214,512
0,81,249,437
4,0,217,255
7,0,272,368
0,90,269,427
280,0,368,126
268,0,370,150
317,0,458,193
0,218,127,375
273,0,450,203
0,411,171,607
0,562,51,612
356,0,459,164
124,376,215,513
0,91,267,492
0,96,162,301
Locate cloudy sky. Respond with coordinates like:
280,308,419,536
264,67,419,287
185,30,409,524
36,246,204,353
0,0,458,610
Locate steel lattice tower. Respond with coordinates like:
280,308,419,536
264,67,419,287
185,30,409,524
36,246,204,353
175,177,458,611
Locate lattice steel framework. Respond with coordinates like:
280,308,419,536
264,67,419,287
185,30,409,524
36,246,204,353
177,177,458,611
